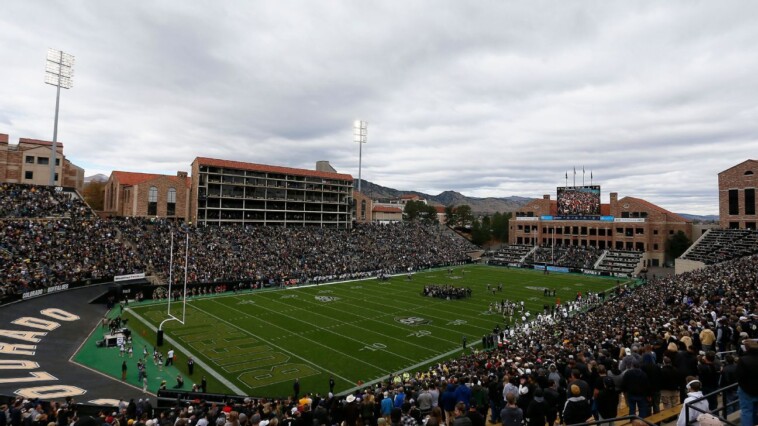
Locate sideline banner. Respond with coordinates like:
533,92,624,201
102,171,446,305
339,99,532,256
114,273,146,282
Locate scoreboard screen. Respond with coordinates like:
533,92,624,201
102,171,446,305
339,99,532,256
557,186,601,216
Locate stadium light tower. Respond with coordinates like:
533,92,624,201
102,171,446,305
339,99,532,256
44,49,74,186
353,120,367,193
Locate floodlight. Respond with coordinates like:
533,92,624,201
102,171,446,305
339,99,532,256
44,49,75,186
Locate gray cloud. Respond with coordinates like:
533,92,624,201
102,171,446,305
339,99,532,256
1,1,757,215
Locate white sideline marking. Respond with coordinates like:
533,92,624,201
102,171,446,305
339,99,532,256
127,308,246,395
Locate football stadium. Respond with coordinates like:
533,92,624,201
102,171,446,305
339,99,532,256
10,2,758,425
1,152,757,426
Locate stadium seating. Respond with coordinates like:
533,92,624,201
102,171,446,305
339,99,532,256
595,249,643,275
487,244,533,265
681,228,758,264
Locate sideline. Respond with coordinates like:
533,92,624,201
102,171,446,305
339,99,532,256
126,308,246,395
68,308,148,396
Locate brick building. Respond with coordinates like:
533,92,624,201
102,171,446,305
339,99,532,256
190,157,353,227
509,191,692,267
0,134,84,191
353,191,374,223
371,205,403,223
103,171,191,220
718,159,757,230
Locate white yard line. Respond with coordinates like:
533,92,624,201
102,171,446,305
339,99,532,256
127,307,247,395
256,292,455,349
185,301,356,385
206,299,417,366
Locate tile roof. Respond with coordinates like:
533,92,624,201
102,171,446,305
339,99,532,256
111,171,191,188
718,159,758,175
621,196,690,223
372,206,403,213
19,138,64,148
194,157,353,181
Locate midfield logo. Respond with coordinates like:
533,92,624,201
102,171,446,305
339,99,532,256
395,316,431,326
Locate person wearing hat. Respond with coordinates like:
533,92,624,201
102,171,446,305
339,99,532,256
737,339,758,426
562,385,590,426
676,377,709,426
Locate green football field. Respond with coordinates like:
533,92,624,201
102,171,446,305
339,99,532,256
123,265,624,398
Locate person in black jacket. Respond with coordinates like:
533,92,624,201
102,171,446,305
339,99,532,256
594,370,619,423
525,388,547,426
641,353,663,414
720,354,739,415
697,351,720,411
659,357,681,409
563,385,591,425
737,339,758,426
620,360,651,418
543,380,561,426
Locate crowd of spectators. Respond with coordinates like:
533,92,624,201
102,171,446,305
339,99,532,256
116,219,476,286
9,252,754,426
0,183,91,218
0,219,142,296
0,185,476,297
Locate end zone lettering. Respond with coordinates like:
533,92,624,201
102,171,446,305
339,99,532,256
0,308,85,399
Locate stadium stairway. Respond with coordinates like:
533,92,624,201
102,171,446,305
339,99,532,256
520,245,537,264
593,249,609,269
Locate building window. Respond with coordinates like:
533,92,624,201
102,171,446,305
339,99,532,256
55,159,60,166
360,200,366,220
25,156,34,164
24,171,33,180
728,189,739,215
745,188,755,215
148,186,158,216
746,222,756,230
167,187,176,216
54,173,58,182
37,157,49,165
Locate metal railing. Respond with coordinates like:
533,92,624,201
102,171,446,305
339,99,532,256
684,382,739,426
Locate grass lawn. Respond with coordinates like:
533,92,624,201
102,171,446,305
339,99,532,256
116,265,623,398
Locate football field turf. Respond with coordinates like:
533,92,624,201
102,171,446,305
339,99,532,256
125,265,624,398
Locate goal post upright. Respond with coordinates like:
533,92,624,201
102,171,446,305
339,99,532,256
158,230,189,346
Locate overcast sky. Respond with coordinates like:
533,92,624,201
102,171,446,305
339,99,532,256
2,2,757,215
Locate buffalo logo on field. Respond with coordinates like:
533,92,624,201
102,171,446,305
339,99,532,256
315,296,340,302
395,316,431,326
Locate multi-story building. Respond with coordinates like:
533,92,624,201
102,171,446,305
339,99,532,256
190,157,354,227
0,134,84,191
509,191,692,267
719,159,757,230
103,171,191,220
353,191,374,223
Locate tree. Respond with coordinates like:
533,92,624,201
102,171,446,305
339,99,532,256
82,181,105,211
471,215,492,246
666,230,692,261
490,211,512,242
455,205,474,228
404,201,438,224
444,205,458,227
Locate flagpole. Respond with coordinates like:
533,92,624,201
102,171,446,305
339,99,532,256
573,167,576,187
582,167,585,186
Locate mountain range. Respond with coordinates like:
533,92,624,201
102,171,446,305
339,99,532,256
355,179,532,214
